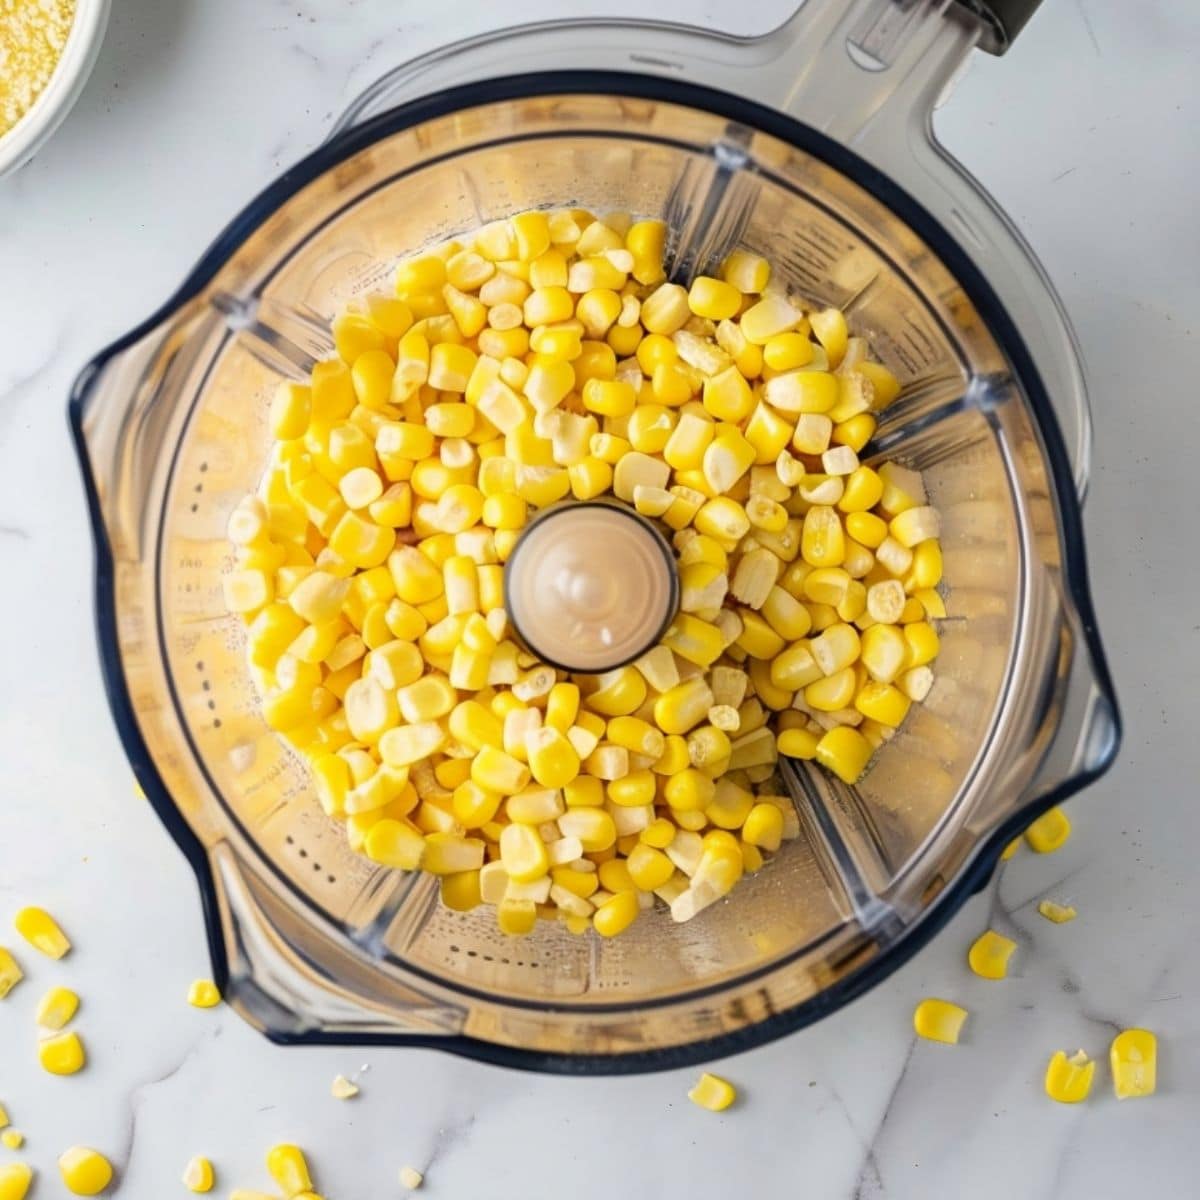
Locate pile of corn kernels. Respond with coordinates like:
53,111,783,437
223,207,944,938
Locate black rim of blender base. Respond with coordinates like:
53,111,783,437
68,71,1120,1075
502,498,682,675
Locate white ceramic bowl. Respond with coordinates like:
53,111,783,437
0,0,111,178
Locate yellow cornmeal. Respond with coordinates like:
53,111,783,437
0,0,77,140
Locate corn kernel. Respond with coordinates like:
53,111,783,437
14,907,69,959
187,979,221,1009
182,1157,215,1193
400,1165,425,1191
1037,899,1077,924
1045,1049,1095,1103
688,1072,737,1112
593,890,639,938
57,1148,113,1196
39,1030,85,1075
1110,1029,1156,1100
0,948,23,999
0,1131,23,1151
1025,806,1071,854
913,998,967,1045
266,1144,313,1197
967,930,1017,980
815,726,872,784
0,1164,33,1200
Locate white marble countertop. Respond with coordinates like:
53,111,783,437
1,1,1198,1196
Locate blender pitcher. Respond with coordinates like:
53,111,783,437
71,0,1119,1071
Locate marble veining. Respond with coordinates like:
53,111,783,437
1,1,1197,1197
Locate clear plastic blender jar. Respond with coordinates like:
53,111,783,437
71,0,1118,1071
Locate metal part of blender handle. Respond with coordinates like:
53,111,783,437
953,0,1044,53
208,843,468,1040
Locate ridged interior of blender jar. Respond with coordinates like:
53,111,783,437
152,92,1053,1016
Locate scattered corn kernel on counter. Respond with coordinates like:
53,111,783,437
224,207,945,939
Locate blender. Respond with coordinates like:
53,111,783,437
70,0,1119,1071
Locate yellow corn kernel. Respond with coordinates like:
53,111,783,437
739,293,803,344
0,1132,23,1150
270,381,312,441
0,1164,33,1200
702,429,755,495
859,623,907,684
699,365,754,423
913,998,968,1045
606,716,665,759
664,769,716,813
716,248,767,293
777,726,820,760
832,412,876,454
565,456,612,500
39,1030,85,1075
0,947,23,998
801,505,845,567
688,276,742,321
441,870,483,913
815,726,873,784
586,666,647,718
661,614,724,669
640,283,690,335
558,808,618,853
805,667,857,712
1025,806,1071,854
493,898,534,936
187,979,221,1009
624,844,673,891
967,930,1017,980
32,988,79,1036
608,770,656,808
625,219,667,284
760,586,811,642
854,681,910,727
762,331,813,372
399,1165,425,1191
592,890,639,938
498,823,549,884
809,306,848,366
877,461,927,514
525,727,581,789
14,907,70,959
691,496,748,545
635,820,673,853
57,1148,113,1197
1110,1029,1156,1100
182,1156,215,1193
471,745,531,795
652,735,691,777
420,834,484,876
266,1144,313,1197
742,406,793,468
742,802,784,851
1045,1049,1095,1104
687,1072,737,1112
449,700,502,751
451,780,502,829
1037,899,1077,924
362,819,424,869
994,838,1020,865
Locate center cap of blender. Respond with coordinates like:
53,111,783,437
503,500,679,674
